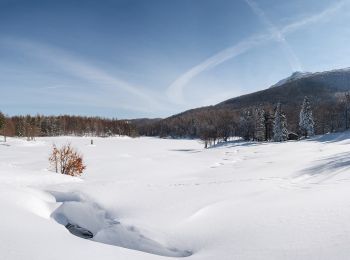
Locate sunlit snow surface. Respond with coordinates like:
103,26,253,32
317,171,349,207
1,133,350,259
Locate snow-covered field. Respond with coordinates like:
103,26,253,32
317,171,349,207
1,133,350,259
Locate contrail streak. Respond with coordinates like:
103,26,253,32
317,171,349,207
166,34,272,104
281,0,348,35
167,0,348,104
244,0,302,72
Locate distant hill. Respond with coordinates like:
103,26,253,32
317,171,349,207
166,68,350,119
136,68,350,137
218,67,350,109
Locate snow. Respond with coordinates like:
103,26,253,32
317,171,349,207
270,71,312,88
270,67,350,89
2,133,350,259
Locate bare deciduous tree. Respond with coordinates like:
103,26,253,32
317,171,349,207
0,112,5,141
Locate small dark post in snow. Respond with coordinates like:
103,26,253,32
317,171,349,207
91,139,93,145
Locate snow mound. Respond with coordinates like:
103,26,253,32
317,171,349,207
50,191,192,258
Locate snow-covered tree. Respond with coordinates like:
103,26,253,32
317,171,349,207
254,106,265,141
273,103,288,142
299,96,315,137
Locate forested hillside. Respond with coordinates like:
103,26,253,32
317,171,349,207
137,68,350,144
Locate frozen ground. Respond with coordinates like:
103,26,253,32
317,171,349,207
1,133,350,259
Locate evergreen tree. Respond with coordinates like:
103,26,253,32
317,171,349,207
299,96,315,137
254,106,266,141
281,113,288,140
273,103,288,142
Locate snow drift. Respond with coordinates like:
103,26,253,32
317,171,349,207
2,134,350,259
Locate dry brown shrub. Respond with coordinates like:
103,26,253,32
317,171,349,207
49,143,86,176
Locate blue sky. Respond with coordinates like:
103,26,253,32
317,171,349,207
1,0,350,118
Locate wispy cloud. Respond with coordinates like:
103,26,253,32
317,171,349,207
38,85,70,90
167,0,348,104
1,37,163,112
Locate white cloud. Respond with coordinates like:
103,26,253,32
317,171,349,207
1,38,164,112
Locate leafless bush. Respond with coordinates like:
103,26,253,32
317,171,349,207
49,143,86,176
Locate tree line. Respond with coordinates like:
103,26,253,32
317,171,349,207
0,114,137,141
137,93,350,147
1,92,350,147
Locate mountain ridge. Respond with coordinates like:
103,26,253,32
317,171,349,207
136,67,350,137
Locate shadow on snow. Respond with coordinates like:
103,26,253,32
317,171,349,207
298,152,350,181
